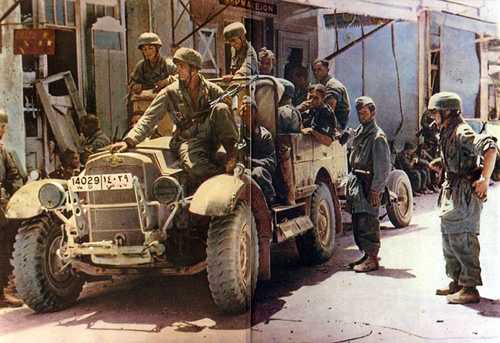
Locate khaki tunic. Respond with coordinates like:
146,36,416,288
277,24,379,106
0,145,23,198
319,75,351,129
230,41,259,77
130,57,177,90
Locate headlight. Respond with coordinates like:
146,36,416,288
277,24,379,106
152,176,182,204
38,182,67,209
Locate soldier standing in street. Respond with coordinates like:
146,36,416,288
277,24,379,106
311,58,351,129
111,47,238,190
222,22,258,82
430,92,497,304
346,97,391,272
240,96,277,204
80,114,111,164
129,32,177,94
0,110,24,307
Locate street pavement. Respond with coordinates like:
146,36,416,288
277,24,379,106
1,183,500,343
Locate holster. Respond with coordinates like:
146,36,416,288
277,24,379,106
353,169,373,198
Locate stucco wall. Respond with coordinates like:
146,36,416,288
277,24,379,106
0,1,25,172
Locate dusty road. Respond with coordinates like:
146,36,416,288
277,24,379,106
1,184,500,343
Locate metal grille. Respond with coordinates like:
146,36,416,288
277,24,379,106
88,207,144,246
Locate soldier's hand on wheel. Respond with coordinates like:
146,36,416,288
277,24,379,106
109,141,129,153
472,176,489,201
225,157,237,174
369,190,381,207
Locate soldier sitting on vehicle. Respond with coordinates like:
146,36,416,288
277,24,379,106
395,142,432,196
240,96,277,204
0,109,24,307
129,32,177,95
258,47,275,76
222,22,258,82
80,114,111,164
277,79,302,134
111,47,238,192
300,84,337,147
291,66,310,107
49,149,81,180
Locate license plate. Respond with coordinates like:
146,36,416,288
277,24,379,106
69,173,134,192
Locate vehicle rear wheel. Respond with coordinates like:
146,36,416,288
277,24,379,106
206,202,258,314
296,182,336,265
13,216,84,312
386,169,413,228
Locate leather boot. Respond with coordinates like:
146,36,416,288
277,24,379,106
278,144,295,205
447,287,480,304
0,275,23,307
436,280,462,296
345,254,367,269
353,256,379,272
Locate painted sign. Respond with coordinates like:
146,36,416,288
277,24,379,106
14,29,55,55
219,0,277,15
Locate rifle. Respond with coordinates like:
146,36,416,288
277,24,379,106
209,75,259,108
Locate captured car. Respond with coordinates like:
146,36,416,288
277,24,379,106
6,77,412,314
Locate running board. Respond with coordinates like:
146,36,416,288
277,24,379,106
275,215,314,243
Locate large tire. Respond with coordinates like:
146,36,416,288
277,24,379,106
12,216,84,312
296,182,336,265
386,169,413,228
206,202,258,314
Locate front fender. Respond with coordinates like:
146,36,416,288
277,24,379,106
189,174,248,216
5,179,67,219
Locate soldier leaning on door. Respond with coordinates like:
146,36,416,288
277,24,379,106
222,22,259,82
429,92,498,305
0,110,24,307
129,32,177,94
346,97,391,273
111,47,238,192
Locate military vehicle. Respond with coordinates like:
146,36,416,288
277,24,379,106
6,77,412,314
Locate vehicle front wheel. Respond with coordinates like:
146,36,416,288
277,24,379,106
296,182,336,265
206,202,258,314
13,216,84,312
386,169,413,228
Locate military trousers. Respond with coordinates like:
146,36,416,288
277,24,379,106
0,223,17,295
176,103,237,188
252,166,275,204
442,232,482,287
352,212,380,257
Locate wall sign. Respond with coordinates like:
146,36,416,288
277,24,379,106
14,29,55,55
219,0,277,16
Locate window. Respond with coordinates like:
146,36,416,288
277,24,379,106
197,28,218,75
44,0,76,27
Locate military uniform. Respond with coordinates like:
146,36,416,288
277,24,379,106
82,129,110,163
292,86,308,107
0,143,23,305
395,148,429,194
302,104,337,140
126,75,237,186
346,119,391,259
319,75,351,129
245,125,276,203
49,167,78,180
438,116,496,288
130,57,176,91
224,22,258,77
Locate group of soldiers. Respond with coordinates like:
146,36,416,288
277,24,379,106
0,20,497,308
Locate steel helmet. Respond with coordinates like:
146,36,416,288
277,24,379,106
173,47,202,69
223,22,246,41
137,32,162,49
428,92,462,112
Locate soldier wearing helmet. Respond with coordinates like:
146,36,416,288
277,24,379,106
222,22,258,82
277,78,301,134
0,110,24,307
429,92,498,305
346,96,391,273
129,32,177,94
112,47,238,190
